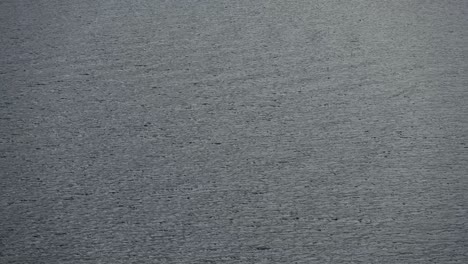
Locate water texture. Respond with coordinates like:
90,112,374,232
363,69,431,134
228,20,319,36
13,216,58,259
1,0,467,263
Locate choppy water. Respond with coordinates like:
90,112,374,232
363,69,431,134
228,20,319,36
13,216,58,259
1,0,467,263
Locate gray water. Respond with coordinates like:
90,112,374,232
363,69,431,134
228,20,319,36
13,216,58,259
1,0,467,263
